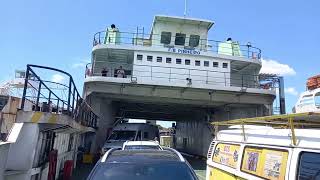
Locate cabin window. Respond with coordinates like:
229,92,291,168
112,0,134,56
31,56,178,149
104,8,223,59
147,55,153,62
185,59,190,65
204,61,209,67
161,32,171,44
143,132,149,139
137,54,143,60
241,146,288,180
213,62,219,67
223,63,228,68
315,92,320,107
176,58,182,64
297,152,320,180
300,95,314,106
189,35,200,47
157,57,162,62
175,33,186,46
166,57,172,63
195,60,200,66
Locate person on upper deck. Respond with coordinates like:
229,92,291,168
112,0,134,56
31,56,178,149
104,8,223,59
116,66,125,78
101,68,108,77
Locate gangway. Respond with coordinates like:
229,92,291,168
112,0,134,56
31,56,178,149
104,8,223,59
1,64,99,180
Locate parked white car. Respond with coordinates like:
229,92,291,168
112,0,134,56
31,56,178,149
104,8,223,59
122,141,163,150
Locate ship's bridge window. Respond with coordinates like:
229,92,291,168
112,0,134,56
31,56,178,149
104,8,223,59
166,57,172,63
223,63,228,68
213,62,219,67
204,61,209,67
175,33,186,46
161,32,171,44
189,35,200,47
195,60,200,66
147,55,153,62
176,58,182,64
157,57,162,62
185,59,190,65
137,54,143,60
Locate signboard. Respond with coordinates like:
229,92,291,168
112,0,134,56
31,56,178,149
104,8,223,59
212,143,240,168
241,147,288,180
168,47,200,55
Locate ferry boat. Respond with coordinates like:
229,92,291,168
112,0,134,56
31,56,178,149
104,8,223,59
294,75,320,113
0,14,278,180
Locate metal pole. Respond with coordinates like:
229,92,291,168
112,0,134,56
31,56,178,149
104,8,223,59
72,87,76,114
279,76,286,114
241,75,244,87
67,77,72,115
36,83,42,110
21,66,30,110
184,0,187,17
169,67,171,82
48,91,51,104
206,70,208,84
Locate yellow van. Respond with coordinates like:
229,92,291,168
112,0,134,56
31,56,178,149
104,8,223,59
206,113,320,180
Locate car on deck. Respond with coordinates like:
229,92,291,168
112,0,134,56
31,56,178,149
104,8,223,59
122,140,163,150
87,148,198,180
102,123,159,153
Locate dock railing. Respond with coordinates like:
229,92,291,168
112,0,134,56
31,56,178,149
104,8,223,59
211,112,320,146
21,64,98,128
93,31,262,60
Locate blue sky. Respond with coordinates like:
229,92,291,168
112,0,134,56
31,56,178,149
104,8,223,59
1,0,319,125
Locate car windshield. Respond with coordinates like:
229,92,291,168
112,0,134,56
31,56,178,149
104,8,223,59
108,131,136,141
124,145,161,150
90,162,196,180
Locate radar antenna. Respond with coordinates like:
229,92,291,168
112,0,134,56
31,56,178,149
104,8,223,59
184,0,188,17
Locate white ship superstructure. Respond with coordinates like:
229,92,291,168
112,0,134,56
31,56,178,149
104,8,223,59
84,15,276,155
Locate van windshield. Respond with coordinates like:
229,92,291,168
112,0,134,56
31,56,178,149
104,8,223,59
109,130,136,141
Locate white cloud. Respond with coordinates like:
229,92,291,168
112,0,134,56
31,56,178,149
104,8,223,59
51,74,65,83
285,87,299,96
71,58,90,69
260,59,296,76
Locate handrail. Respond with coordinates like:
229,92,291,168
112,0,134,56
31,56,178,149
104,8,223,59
21,64,98,128
86,63,274,89
92,31,262,60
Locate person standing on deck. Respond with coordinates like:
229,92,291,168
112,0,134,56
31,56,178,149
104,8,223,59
116,66,125,78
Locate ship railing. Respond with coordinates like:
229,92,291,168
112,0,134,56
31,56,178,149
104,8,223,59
86,62,275,90
92,31,261,60
21,64,98,128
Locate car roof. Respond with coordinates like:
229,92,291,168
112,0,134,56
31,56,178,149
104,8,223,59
102,149,184,163
124,141,159,146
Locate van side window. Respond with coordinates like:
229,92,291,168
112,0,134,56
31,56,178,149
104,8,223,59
297,152,320,179
241,146,288,180
143,132,149,139
136,131,141,141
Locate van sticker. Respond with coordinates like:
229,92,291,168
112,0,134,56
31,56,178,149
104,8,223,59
241,147,288,180
213,143,240,168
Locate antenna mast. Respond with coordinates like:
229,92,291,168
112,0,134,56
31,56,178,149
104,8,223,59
184,0,187,17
